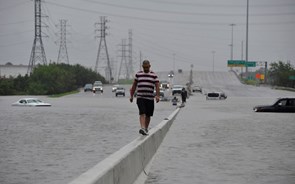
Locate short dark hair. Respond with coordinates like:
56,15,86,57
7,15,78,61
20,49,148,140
142,60,150,65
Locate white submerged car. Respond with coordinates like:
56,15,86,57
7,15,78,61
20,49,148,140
12,98,51,107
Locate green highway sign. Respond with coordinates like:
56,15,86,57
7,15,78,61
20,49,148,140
227,60,245,67
227,60,256,67
246,61,256,67
289,76,295,80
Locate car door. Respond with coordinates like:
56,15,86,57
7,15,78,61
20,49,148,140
276,99,288,112
286,99,295,112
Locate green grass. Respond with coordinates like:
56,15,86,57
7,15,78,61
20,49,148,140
49,90,80,98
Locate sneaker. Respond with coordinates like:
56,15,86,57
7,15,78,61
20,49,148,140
139,128,148,135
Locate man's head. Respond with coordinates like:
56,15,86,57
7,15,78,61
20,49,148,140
142,60,151,73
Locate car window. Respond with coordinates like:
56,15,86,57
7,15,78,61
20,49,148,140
287,99,295,106
278,100,287,106
20,100,26,104
207,93,219,97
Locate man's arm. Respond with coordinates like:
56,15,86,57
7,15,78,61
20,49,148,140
129,80,137,103
155,81,160,103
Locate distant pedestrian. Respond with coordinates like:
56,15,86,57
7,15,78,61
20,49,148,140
129,60,160,135
181,87,187,104
172,96,178,106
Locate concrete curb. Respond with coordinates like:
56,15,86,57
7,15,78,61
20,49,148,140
69,108,180,184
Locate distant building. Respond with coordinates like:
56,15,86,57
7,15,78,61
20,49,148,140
0,63,28,78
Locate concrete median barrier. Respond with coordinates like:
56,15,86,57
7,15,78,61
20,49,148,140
69,108,180,184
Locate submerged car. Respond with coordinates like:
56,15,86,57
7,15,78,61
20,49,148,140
84,83,93,92
206,92,227,100
153,89,168,101
172,85,184,95
93,81,103,93
112,84,120,92
253,98,295,112
12,98,51,107
192,86,202,93
115,87,125,97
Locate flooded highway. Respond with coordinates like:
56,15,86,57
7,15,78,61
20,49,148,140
1,71,295,184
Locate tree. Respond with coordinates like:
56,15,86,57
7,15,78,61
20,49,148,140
268,61,295,87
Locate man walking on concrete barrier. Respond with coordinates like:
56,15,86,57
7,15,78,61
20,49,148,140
129,60,160,135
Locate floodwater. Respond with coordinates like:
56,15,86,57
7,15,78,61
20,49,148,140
146,93,295,184
1,71,295,184
0,85,176,184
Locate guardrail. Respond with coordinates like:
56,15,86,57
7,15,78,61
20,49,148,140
69,108,180,184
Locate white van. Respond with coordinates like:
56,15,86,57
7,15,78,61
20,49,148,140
206,92,227,100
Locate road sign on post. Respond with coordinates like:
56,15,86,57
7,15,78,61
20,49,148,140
227,60,245,67
246,61,256,67
227,60,256,67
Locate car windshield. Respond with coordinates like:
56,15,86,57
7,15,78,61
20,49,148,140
27,99,39,103
173,85,183,89
94,81,102,84
272,99,282,105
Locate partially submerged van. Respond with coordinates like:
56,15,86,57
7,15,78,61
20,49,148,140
206,92,227,100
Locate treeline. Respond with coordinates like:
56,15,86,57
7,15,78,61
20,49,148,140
268,61,295,88
0,63,106,95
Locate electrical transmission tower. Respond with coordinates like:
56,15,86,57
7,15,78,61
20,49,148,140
118,39,129,80
95,16,113,82
27,0,47,74
118,30,134,80
57,19,70,64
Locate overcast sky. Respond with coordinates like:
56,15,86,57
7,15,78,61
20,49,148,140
0,0,294,77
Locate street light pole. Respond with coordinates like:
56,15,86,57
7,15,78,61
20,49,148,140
245,0,249,79
229,24,236,61
173,53,175,73
212,51,216,72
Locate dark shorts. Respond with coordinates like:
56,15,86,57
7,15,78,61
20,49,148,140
136,98,154,117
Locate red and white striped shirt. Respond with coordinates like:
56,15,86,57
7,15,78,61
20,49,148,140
135,71,159,100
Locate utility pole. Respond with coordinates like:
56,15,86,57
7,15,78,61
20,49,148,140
241,40,244,74
27,0,47,74
212,51,216,72
57,19,69,64
95,16,113,82
139,51,142,71
173,53,176,73
128,29,134,79
229,23,235,71
229,24,236,61
245,0,249,79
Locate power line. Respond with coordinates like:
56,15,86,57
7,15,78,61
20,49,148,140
0,0,30,11
45,2,295,26
84,0,295,17
137,0,295,8
0,20,32,27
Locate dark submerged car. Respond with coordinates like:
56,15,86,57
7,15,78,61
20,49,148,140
84,83,93,92
253,98,295,112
